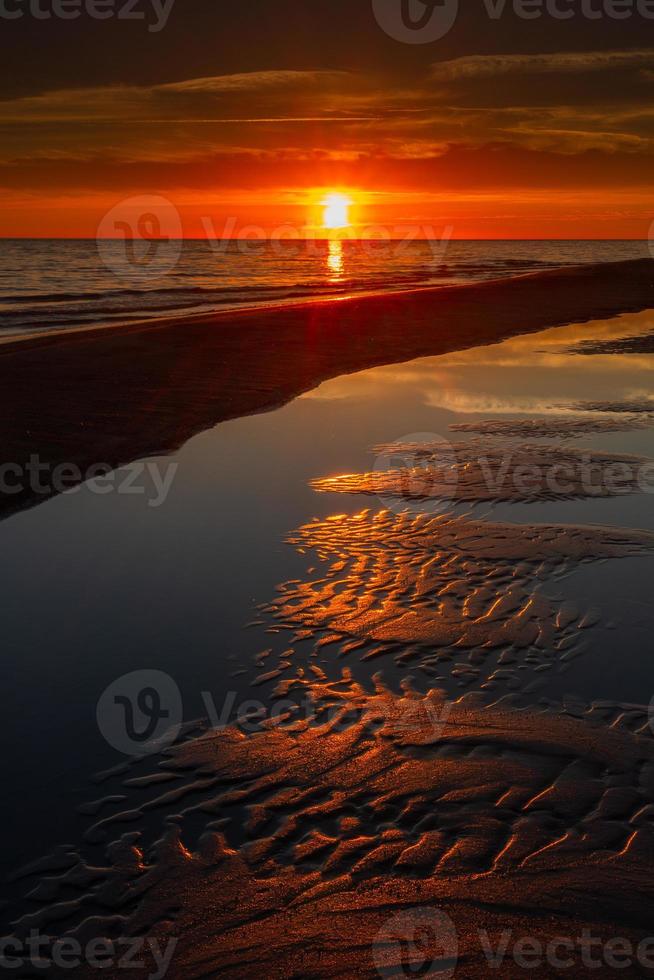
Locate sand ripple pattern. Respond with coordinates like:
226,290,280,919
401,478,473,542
10,679,654,978
312,443,654,503
450,417,650,438
255,511,654,693
6,508,654,976
568,399,654,415
569,333,654,355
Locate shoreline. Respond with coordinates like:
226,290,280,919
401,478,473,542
0,280,465,350
0,257,652,522
0,256,647,354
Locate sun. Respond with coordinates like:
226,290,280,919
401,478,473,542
321,193,352,230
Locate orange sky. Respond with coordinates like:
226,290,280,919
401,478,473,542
2,188,652,240
3,15,654,237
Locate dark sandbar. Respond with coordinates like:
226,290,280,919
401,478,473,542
1,257,654,521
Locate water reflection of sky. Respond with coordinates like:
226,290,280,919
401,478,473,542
3,307,654,898
305,309,654,420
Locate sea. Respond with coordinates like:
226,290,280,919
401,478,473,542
0,238,649,336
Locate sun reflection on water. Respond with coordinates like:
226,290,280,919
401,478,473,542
327,239,344,280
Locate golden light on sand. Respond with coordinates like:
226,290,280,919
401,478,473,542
321,193,352,230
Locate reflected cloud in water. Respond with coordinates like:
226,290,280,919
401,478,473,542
303,309,654,418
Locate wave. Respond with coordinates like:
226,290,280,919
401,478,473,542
0,268,458,308
0,241,647,336
0,257,562,308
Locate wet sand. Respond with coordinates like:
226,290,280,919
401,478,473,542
6,260,654,975
16,644,654,978
85,683,654,978
10,414,654,976
313,441,654,502
0,257,653,522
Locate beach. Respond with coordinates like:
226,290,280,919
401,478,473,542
4,256,654,975
8,0,654,970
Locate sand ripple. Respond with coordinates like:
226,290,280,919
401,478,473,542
312,443,654,503
10,678,654,977
450,417,650,438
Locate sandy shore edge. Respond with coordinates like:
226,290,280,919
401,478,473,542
1,256,651,356
0,256,651,523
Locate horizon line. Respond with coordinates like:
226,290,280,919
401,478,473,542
0,236,651,243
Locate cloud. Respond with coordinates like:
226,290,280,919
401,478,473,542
156,71,351,94
430,49,654,81
1,62,654,191
0,70,359,123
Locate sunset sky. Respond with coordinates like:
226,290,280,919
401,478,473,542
3,2,654,237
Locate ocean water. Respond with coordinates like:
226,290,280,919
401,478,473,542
0,238,649,336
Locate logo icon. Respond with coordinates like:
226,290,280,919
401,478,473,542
373,432,459,516
97,195,183,283
373,906,458,977
372,0,459,43
97,670,183,756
